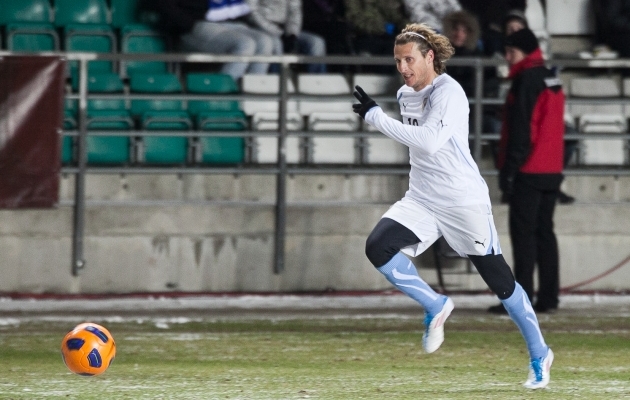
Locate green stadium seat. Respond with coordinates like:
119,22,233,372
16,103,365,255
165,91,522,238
130,73,191,164
6,22,59,51
65,24,116,84
61,135,74,164
86,73,133,164
0,0,52,24
0,0,59,51
65,73,134,164
111,0,141,28
54,0,109,27
199,135,246,164
186,73,246,164
121,24,169,77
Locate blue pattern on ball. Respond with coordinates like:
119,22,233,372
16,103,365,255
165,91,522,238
87,348,103,368
84,326,109,343
66,338,85,350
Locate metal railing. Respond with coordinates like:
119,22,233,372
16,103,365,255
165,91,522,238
4,51,630,276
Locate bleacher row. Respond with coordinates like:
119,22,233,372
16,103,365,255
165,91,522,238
4,1,630,166
63,71,409,165
1,0,410,165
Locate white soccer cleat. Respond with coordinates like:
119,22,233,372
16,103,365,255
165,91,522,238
422,297,454,353
524,348,554,389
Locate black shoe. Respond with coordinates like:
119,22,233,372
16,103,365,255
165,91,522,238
558,191,575,204
487,303,508,314
534,303,558,313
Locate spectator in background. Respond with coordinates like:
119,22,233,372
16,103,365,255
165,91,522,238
503,8,528,36
302,0,352,57
460,0,525,56
443,11,501,157
246,0,328,73
344,0,408,73
402,0,461,32
443,11,499,97
501,9,577,204
593,0,630,58
488,28,565,315
144,0,274,80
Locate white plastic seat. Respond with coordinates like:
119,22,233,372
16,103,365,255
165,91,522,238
251,111,303,131
297,73,358,163
569,77,622,117
241,74,297,115
251,111,303,163
254,136,302,163
308,112,359,132
578,114,627,165
545,0,594,35
311,137,356,163
571,78,620,97
352,74,399,95
366,137,409,164
363,110,408,164
297,73,353,115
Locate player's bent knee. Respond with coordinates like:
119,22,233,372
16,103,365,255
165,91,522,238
365,218,421,268
365,231,397,268
469,254,516,300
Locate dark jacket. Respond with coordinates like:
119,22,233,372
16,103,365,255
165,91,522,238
498,48,565,193
141,0,207,36
594,0,630,57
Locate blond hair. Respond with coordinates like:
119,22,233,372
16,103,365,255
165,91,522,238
395,23,455,75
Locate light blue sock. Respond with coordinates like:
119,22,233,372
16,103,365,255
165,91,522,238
377,252,445,316
502,283,548,360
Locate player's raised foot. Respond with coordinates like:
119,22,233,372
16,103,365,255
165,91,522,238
422,296,454,353
524,348,554,389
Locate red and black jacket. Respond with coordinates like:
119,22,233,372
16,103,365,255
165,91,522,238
498,48,565,192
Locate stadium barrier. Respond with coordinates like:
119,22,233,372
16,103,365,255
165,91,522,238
1,51,630,278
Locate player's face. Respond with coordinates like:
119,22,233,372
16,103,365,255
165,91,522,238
394,42,436,92
504,46,526,66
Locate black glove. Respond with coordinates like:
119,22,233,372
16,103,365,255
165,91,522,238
282,34,298,54
499,169,515,202
352,85,378,119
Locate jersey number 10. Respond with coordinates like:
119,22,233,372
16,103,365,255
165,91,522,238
407,118,419,126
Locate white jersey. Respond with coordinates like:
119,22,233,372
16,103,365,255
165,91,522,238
365,74,491,208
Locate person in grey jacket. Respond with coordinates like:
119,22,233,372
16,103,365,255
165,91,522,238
246,0,327,72
403,0,462,32
145,0,274,79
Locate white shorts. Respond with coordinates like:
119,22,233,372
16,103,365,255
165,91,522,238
381,197,502,258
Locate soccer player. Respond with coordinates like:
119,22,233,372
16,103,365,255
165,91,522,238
352,23,554,389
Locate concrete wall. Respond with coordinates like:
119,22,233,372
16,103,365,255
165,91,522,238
1,174,630,294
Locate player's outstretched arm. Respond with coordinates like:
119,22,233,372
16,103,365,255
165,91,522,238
352,86,378,118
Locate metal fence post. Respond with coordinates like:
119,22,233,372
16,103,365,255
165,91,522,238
71,58,88,276
274,61,289,274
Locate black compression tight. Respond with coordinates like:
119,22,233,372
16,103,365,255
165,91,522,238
468,254,516,300
365,218,420,268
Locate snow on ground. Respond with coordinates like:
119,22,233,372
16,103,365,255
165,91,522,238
0,292,629,315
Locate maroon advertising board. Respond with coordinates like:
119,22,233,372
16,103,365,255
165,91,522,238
0,56,65,208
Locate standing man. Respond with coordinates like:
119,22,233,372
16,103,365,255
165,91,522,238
352,23,554,389
490,28,565,314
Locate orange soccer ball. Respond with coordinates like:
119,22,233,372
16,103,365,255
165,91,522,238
61,322,116,376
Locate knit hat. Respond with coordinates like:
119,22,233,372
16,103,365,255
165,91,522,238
504,28,539,54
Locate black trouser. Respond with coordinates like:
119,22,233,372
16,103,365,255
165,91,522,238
509,179,560,308
366,218,516,300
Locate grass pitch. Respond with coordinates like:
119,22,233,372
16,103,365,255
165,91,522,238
0,311,628,399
